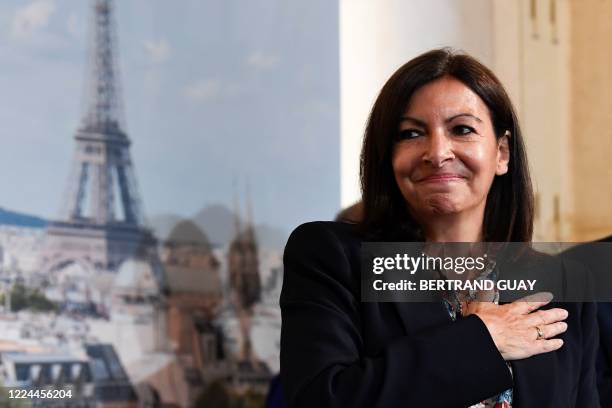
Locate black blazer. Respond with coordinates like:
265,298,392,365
280,221,600,407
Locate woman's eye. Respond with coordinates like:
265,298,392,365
397,129,422,140
452,125,476,136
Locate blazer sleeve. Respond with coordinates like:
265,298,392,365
280,222,513,408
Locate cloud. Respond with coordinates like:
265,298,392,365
10,0,56,41
183,79,244,102
144,38,171,64
246,51,280,70
184,79,222,101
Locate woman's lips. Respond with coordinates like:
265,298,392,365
418,173,466,183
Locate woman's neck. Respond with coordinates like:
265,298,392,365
420,206,485,243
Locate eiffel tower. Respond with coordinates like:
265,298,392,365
41,0,155,273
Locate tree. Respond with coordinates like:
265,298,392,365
6,284,57,313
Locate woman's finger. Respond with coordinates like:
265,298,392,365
531,321,568,340
510,292,554,314
523,308,568,327
533,338,564,355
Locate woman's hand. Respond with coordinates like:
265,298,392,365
463,292,568,361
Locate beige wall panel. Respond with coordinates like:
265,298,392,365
571,0,612,240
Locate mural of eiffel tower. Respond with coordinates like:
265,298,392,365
41,0,156,273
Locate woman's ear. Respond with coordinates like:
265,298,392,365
496,130,511,175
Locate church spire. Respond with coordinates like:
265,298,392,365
232,177,242,238
245,180,256,242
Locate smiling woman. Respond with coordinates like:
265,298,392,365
359,49,532,244
280,48,599,407
394,77,510,235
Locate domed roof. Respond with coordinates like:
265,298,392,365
114,258,159,296
167,220,211,248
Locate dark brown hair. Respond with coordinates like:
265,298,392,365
359,48,534,242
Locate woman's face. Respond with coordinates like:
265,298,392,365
392,76,510,219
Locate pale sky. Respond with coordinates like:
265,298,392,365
0,0,340,235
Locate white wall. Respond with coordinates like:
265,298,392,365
339,0,494,207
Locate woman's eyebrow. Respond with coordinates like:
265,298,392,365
446,113,482,123
399,116,426,127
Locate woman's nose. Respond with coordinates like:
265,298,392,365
423,131,454,167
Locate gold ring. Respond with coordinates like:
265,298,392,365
535,326,544,340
